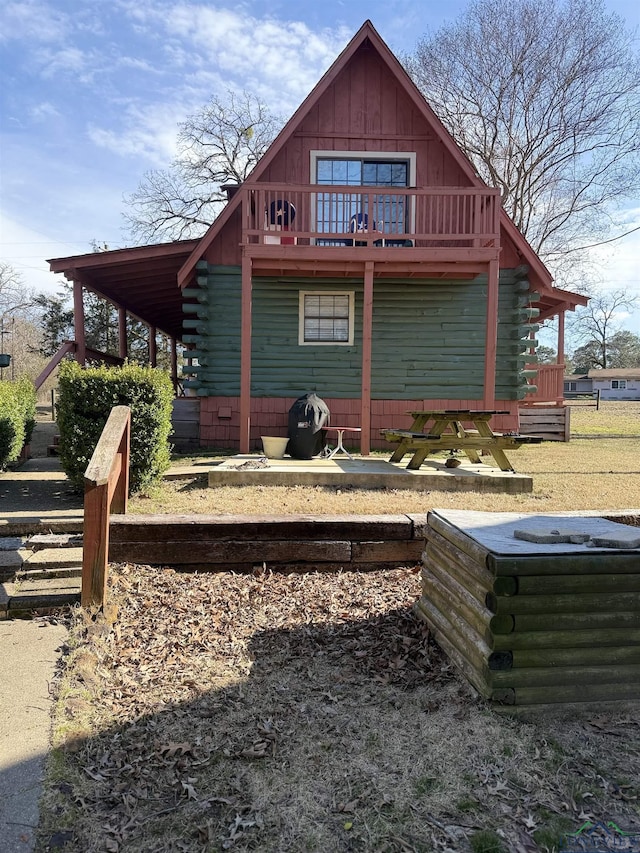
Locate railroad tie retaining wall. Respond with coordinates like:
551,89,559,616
108,513,429,573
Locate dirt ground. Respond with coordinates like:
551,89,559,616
35,401,640,852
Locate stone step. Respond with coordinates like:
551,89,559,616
20,547,83,571
26,533,83,551
1,576,81,618
16,566,83,581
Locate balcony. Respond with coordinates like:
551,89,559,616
240,183,501,276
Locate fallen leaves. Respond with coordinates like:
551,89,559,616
40,562,640,852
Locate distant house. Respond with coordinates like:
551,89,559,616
589,369,640,401
563,374,593,397
47,21,586,452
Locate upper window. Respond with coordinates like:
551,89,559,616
299,291,354,346
612,379,627,389
311,151,416,243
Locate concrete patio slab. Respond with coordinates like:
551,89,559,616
207,454,533,494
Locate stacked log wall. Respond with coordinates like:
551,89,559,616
416,510,640,710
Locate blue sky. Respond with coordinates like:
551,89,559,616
1,0,639,339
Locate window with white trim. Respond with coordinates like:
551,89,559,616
299,291,354,345
611,379,627,389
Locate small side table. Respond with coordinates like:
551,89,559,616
326,426,361,459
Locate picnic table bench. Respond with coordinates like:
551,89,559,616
382,410,542,472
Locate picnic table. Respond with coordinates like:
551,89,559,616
382,410,542,472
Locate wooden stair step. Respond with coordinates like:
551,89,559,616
1,576,81,618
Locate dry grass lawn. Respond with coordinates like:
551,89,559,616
37,402,640,852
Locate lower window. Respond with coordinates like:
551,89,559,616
299,291,354,345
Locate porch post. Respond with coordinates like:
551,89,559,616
73,279,86,365
557,309,565,365
118,306,127,360
483,259,499,408
170,337,178,391
239,251,252,453
360,261,374,455
149,325,157,367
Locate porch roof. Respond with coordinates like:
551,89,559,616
48,240,199,342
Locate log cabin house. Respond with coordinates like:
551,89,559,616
47,21,587,453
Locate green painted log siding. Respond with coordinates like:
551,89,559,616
182,264,535,401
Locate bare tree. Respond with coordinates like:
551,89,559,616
570,288,639,369
406,0,640,267
124,90,282,244
0,262,38,323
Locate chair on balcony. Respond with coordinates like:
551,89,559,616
264,199,297,245
349,212,382,246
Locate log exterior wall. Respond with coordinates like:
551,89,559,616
182,263,534,448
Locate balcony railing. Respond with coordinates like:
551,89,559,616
241,183,501,250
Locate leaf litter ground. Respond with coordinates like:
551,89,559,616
40,564,640,853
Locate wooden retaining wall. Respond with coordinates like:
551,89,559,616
517,405,570,441
416,510,640,711
108,513,427,573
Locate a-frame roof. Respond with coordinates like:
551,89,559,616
176,20,585,313
178,19,490,288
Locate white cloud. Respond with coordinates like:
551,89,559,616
29,101,61,122
0,0,68,43
87,102,186,165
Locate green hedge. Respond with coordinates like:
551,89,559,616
0,378,37,468
57,361,174,494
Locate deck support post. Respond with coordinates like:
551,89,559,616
170,337,178,392
239,251,252,453
73,279,86,366
483,259,499,409
149,324,157,366
360,261,374,455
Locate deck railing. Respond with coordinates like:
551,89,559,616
82,405,130,609
521,363,565,406
241,183,501,249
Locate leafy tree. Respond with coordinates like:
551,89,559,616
124,90,282,243
406,0,640,267
34,291,74,358
535,345,557,364
572,329,640,373
34,286,173,369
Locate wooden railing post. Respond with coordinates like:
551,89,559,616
82,406,131,609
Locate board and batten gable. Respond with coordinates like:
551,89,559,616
203,38,477,269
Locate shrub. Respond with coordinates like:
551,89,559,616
0,378,37,468
56,361,174,493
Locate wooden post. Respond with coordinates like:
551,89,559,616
170,337,178,391
73,280,86,366
118,306,127,360
82,406,131,609
239,251,252,453
360,261,374,455
483,260,499,408
149,324,157,366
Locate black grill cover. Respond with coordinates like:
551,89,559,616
287,393,330,459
